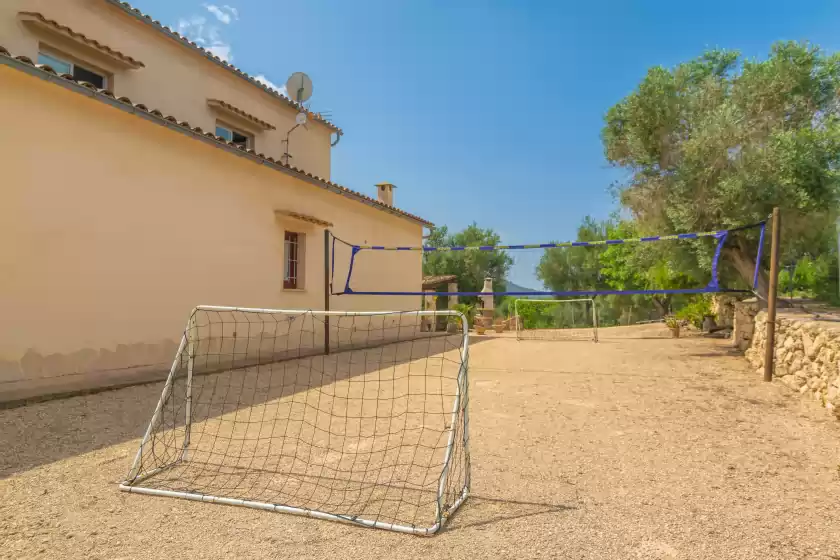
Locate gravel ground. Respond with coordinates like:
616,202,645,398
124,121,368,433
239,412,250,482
2,324,840,559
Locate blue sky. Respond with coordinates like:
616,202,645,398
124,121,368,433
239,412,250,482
131,0,840,288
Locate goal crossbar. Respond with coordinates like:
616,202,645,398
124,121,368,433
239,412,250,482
514,298,599,342
120,306,470,535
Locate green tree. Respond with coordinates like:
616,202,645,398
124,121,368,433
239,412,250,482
536,216,608,292
779,253,838,300
536,215,716,324
536,216,663,323
423,223,513,302
602,42,840,295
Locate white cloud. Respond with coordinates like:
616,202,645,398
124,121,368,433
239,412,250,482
207,45,233,61
177,15,206,35
254,75,287,96
177,11,234,62
204,4,239,24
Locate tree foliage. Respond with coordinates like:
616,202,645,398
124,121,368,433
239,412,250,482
423,223,513,302
779,253,838,301
516,300,595,330
536,216,707,324
602,42,840,294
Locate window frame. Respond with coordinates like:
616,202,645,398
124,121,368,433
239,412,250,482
283,231,305,290
37,49,109,89
215,121,254,150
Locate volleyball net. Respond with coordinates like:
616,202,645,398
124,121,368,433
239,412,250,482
329,221,767,298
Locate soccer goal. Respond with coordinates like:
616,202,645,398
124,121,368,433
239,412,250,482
514,298,598,342
120,306,470,535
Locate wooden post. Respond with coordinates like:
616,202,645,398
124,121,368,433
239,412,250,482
763,207,781,382
324,229,330,355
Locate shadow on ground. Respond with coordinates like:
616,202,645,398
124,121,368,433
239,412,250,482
0,335,491,479
443,494,578,532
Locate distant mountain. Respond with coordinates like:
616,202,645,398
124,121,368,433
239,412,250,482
504,281,550,297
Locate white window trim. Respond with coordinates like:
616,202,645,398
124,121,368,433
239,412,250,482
283,231,305,291
37,49,109,88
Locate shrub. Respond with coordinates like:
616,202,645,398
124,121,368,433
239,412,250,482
675,296,713,329
450,303,477,328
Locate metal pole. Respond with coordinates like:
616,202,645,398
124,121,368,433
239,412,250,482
763,207,781,382
324,229,331,355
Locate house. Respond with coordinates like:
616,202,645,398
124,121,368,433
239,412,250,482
0,0,432,403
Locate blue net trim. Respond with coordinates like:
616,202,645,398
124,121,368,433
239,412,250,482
340,288,752,297
349,222,765,252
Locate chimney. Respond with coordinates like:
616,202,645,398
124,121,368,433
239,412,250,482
375,182,395,206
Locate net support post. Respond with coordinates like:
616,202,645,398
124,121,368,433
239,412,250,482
125,332,189,481
181,313,196,461
434,310,471,528
764,207,781,382
324,229,330,355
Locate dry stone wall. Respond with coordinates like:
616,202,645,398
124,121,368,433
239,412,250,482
742,305,840,419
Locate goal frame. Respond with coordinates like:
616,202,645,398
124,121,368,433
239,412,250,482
514,298,599,342
119,305,471,536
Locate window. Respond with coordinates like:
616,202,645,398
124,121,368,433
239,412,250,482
37,51,107,89
216,123,252,149
284,231,303,289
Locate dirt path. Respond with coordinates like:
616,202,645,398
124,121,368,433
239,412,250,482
2,326,839,559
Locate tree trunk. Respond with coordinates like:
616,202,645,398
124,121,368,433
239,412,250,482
724,241,768,299
651,296,669,317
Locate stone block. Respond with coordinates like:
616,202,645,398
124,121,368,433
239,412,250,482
802,333,815,359
788,374,806,389
812,333,828,356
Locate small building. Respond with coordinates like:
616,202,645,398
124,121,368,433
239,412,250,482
421,275,459,331
0,0,432,402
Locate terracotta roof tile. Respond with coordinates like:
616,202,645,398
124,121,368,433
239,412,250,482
101,0,342,135
19,12,145,69
422,275,458,289
1,47,432,227
207,99,276,131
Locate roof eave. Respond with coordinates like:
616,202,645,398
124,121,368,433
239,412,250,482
0,52,432,228
100,0,342,134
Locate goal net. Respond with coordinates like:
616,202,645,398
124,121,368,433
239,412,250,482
514,298,598,341
121,306,470,535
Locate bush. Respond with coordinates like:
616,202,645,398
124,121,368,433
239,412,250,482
450,303,477,328
674,296,713,329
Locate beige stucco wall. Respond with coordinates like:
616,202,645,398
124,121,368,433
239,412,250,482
0,0,334,178
0,67,422,399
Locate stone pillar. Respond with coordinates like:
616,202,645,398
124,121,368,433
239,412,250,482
422,289,436,332
712,294,736,327
733,298,759,351
448,283,458,307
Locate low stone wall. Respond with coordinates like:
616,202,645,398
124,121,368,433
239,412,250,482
741,305,840,419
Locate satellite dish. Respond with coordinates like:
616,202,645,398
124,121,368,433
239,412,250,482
295,112,308,126
285,72,313,103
